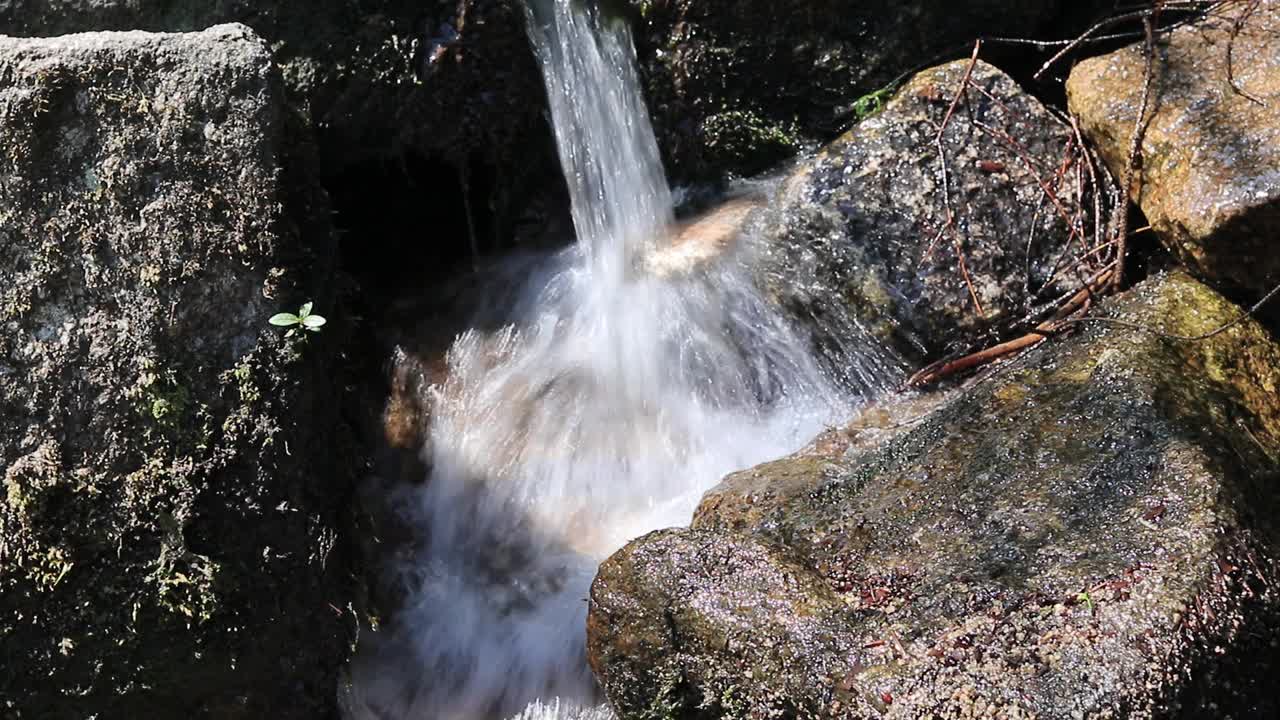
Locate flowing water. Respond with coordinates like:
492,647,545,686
343,1,898,718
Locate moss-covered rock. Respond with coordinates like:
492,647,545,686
0,25,356,717
754,60,1109,368
588,272,1280,718
1067,0,1280,300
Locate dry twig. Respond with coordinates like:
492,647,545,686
908,269,1115,387
1111,12,1159,292
1055,277,1280,341
927,41,987,317
1226,0,1267,105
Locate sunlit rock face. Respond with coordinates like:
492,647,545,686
644,198,760,278
1068,0,1280,301
589,272,1280,719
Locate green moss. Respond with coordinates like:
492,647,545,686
713,684,749,719
29,546,75,593
218,352,284,448
150,543,221,626
700,110,802,176
132,363,191,429
637,667,686,720
849,83,897,121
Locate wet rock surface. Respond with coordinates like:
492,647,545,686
626,0,1077,179
0,25,355,717
1067,0,1280,299
753,60,1110,368
588,272,1280,718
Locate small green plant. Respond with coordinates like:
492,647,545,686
850,84,896,121
269,301,327,338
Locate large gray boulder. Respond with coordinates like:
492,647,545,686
589,272,1280,718
752,59,1110,369
1067,0,1280,301
0,25,355,717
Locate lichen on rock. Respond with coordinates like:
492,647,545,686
0,25,356,717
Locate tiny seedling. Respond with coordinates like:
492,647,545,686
269,301,327,339
851,84,896,121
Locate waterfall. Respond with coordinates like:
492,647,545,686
342,1,897,718
525,0,673,283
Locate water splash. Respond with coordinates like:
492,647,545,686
343,2,899,718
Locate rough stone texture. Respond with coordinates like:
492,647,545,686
0,0,565,263
0,26,355,717
753,60,1109,368
589,272,1280,718
1067,0,1280,299
0,0,547,165
627,0,1072,179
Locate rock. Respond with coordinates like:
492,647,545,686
588,528,865,718
754,59,1109,368
0,0,559,239
0,26,355,717
589,272,1280,718
645,198,759,277
1067,0,1280,299
0,0,547,165
628,0,1077,179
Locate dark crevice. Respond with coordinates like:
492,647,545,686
327,152,498,313
321,139,575,569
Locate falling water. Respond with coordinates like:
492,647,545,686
343,1,898,718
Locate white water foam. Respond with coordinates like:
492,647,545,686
343,2,898,718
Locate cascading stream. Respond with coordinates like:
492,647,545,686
525,0,673,281
343,1,899,718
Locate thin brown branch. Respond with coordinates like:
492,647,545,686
1023,191,1048,298
906,329,1050,388
458,163,481,271
1033,9,1150,80
1069,114,1109,263
1226,0,1267,105
928,112,985,318
1111,12,1159,292
954,235,987,318
908,268,1115,387
1030,1,1226,80
1055,276,1280,342
935,40,982,145
971,118,1075,225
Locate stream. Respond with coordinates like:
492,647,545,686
343,1,897,717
